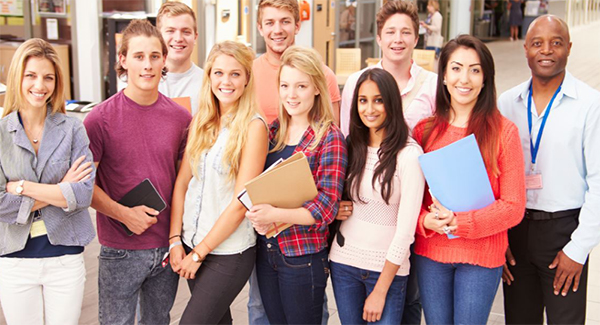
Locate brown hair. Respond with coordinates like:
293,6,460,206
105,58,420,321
376,0,419,36
114,19,168,78
2,38,65,117
157,1,197,33
257,0,300,25
421,35,502,175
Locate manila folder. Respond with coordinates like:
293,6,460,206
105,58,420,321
245,151,318,238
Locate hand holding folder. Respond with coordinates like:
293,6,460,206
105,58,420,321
240,151,318,238
117,179,166,236
418,135,495,238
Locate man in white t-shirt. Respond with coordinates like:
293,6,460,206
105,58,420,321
157,1,204,115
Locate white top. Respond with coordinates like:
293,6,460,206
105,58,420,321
181,115,265,255
159,63,204,115
329,141,425,275
340,61,437,136
498,71,600,264
425,11,444,48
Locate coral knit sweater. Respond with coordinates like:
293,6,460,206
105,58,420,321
412,116,526,268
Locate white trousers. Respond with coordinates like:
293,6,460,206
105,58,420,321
0,253,86,325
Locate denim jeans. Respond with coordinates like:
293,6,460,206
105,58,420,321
98,246,178,325
256,236,330,324
331,261,408,325
415,254,502,325
248,267,330,325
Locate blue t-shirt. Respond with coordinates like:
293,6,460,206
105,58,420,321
265,144,296,171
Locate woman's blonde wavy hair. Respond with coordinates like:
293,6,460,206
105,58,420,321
272,46,334,152
2,38,65,117
186,41,262,180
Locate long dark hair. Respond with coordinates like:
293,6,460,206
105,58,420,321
346,68,410,204
421,34,502,175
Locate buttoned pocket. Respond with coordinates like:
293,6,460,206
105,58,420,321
49,159,70,178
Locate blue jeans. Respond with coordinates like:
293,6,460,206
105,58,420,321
256,236,329,324
248,266,330,324
331,261,408,325
98,246,178,325
415,254,502,325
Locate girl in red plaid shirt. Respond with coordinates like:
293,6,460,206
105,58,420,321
246,46,348,324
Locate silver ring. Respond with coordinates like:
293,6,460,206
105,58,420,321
443,226,451,235
435,211,439,220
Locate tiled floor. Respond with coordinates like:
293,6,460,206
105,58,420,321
0,20,599,325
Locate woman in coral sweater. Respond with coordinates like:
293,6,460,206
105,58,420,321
412,35,526,324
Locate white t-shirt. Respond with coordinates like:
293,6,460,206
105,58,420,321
159,63,204,115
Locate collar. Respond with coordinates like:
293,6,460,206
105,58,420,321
375,60,425,96
516,70,577,102
269,118,316,152
7,106,65,132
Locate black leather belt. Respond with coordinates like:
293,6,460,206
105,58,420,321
524,208,581,220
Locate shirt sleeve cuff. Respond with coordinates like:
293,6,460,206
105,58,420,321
16,196,35,225
562,241,589,265
58,182,77,212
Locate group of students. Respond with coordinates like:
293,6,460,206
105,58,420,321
0,1,598,325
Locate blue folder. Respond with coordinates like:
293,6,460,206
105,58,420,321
418,134,495,238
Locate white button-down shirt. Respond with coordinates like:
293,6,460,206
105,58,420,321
498,71,600,264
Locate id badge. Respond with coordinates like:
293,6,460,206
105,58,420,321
30,219,48,238
526,173,543,189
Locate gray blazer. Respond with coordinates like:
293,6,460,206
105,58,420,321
0,109,96,255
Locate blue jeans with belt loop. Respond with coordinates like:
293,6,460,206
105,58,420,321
255,236,330,325
415,254,502,325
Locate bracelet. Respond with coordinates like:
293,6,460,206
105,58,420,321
169,241,182,251
168,234,181,240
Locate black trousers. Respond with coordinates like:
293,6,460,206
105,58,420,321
503,211,588,325
180,245,256,325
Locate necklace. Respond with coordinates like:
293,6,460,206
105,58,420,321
25,126,43,144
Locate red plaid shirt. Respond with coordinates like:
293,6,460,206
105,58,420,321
268,120,348,257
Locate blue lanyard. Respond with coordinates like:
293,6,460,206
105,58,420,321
527,83,562,165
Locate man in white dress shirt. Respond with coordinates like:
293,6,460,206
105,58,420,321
498,15,600,325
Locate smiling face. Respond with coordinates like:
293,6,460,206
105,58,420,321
524,17,571,83
444,47,484,112
160,13,197,66
257,6,300,57
210,54,248,112
357,79,387,133
377,13,418,65
120,35,166,94
279,65,319,121
21,57,56,111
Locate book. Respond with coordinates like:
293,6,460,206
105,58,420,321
117,179,167,236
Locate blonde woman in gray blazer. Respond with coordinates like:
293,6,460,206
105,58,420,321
0,39,95,325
